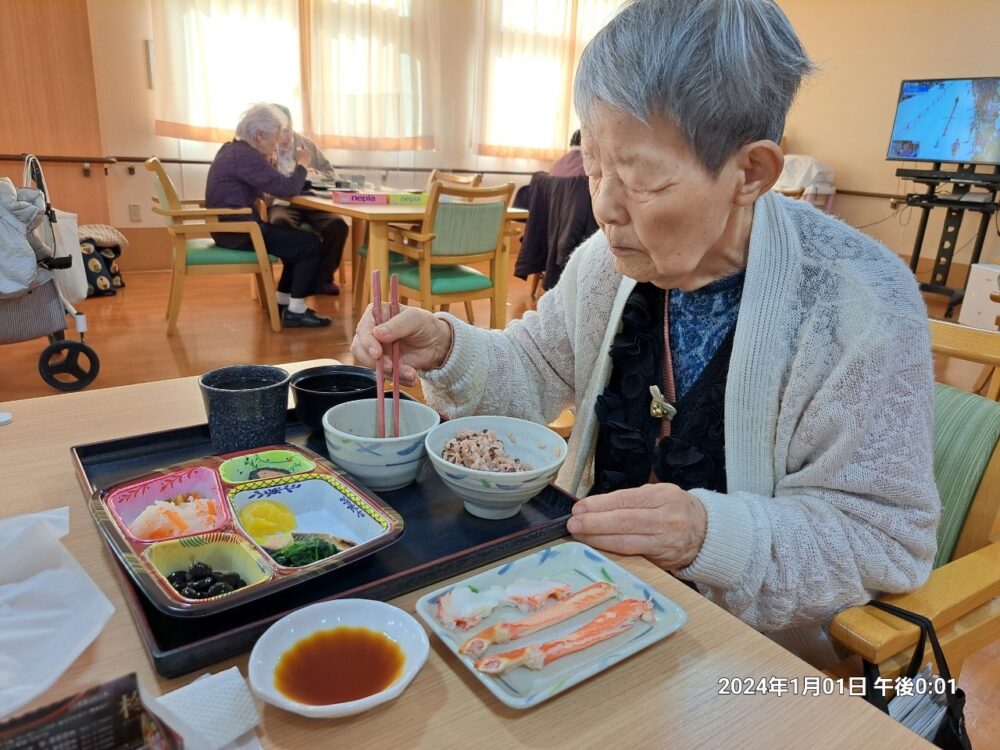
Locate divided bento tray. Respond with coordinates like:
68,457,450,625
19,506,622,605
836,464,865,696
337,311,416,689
88,445,404,617
73,411,577,677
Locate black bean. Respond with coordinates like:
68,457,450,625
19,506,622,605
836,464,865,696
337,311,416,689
207,582,234,596
219,572,246,589
189,561,212,578
167,570,189,588
180,586,199,599
189,577,214,592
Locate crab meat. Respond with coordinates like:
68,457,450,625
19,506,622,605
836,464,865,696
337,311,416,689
504,578,573,612
459,581,617,656
474,598,655,674
435,586,508,630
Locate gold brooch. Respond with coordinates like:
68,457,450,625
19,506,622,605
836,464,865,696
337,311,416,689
649,385,676,420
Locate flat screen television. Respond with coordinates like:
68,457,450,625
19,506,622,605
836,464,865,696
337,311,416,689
886,77,1000,166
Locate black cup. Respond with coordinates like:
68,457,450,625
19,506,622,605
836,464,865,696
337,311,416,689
290,365,379,432
199,365,290,454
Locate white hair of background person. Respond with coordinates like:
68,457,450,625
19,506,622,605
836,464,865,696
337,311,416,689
573,0,814,175
234,103,288,144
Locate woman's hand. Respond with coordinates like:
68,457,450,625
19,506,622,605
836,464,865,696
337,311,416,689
566,484,707,571
350,304,454,386
295,146,312,167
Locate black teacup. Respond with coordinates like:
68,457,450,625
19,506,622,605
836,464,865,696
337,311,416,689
290,365,379,432
199,365,290,454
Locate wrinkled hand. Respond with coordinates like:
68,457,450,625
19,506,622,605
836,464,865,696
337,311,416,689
295,146,312,167
566,484,707,571
350,303,454,387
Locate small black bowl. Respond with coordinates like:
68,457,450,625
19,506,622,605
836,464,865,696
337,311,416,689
290,365,379,432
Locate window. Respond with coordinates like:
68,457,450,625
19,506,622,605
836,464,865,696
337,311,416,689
151,0,440,149
473,0,619,160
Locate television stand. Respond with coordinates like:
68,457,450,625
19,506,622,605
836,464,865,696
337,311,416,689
901,162,1000,318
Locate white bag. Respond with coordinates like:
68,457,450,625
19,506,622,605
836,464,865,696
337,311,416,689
23,156,88,303
45,209,88,303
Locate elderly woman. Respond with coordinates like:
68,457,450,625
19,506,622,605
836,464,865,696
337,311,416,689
352,0,939,667
205,103,331,328
268,104,349,297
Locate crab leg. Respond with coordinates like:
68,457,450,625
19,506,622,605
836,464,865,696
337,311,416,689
459,582,617,656
474,598,654,675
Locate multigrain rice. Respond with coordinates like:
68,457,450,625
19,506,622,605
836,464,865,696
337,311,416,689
441,429,532,472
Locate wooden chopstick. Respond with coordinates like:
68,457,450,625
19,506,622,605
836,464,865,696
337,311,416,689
371,269,386,438
390,273,401,438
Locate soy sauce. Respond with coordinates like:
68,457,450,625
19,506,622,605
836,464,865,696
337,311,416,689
274,626,405,705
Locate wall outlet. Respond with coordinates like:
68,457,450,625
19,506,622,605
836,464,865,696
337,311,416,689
128,203,142,222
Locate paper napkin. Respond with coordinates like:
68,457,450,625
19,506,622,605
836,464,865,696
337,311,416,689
142,667,262,750
0,507,115,718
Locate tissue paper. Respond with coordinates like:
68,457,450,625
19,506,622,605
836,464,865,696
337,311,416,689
144,668,261,750
0,507,115,718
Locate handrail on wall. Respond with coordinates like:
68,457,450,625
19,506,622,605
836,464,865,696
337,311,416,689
0,152,116,177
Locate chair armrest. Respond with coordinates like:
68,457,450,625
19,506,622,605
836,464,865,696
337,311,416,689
386,238,423,260
399,229,435,244
152,206,252,219
829,542,1000,663
172,220,260,236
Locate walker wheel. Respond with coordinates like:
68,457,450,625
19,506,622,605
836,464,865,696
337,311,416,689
38,340,100,391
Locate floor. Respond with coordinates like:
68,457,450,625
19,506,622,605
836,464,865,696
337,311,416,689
0,264,996,748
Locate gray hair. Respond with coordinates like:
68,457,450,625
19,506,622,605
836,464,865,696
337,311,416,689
235,103,287,142
574,0,814,175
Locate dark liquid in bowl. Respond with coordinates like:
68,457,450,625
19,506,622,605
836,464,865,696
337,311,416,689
295,374,374,394
275,626,404,705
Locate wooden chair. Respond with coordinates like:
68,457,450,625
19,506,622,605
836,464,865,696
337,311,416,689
828,322,1000,680
424,169,482,192
352,171,485,315
378,182,515,328
933,317,1000,401
145,157,281,335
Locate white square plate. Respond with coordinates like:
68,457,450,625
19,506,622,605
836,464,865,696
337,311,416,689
415,541,687,709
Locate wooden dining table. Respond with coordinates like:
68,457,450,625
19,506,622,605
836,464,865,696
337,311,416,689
0,360,929,749
290,194,529,318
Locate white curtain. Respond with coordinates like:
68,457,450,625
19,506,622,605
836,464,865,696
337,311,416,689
473,0,620,160
307,0,441,151
151,0,302,141
151,0,440,150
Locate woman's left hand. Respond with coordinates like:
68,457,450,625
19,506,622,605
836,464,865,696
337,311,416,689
566,484,707,571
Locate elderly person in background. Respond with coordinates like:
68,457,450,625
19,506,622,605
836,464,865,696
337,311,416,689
205,103,331,328
353,0,940,667
268,104,349,296
550,129,586,178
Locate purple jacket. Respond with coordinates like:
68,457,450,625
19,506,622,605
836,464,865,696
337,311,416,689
206,140,306,247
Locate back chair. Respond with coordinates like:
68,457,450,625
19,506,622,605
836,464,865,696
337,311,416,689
145,157,281,335
829,321,1000,680
351,171,485,315
424,169,482,192
377,182,515,328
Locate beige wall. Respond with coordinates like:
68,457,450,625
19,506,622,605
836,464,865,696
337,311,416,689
781,0,1000,265
0,0,110,225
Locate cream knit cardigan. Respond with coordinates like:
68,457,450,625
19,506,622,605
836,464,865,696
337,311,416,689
422,191,939,666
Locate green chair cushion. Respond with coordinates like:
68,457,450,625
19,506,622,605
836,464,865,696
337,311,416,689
185,238,277,266
932,382,1000,567
392,261,493,294
357,245,407,265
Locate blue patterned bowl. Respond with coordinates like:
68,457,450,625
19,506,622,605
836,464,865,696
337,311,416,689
322,399,440,491
424,416,567,519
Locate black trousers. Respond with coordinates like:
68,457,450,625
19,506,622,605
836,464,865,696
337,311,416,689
267,206,348,289
215,223,323,299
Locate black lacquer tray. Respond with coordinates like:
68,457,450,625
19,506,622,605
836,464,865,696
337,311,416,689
72,411,575,677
